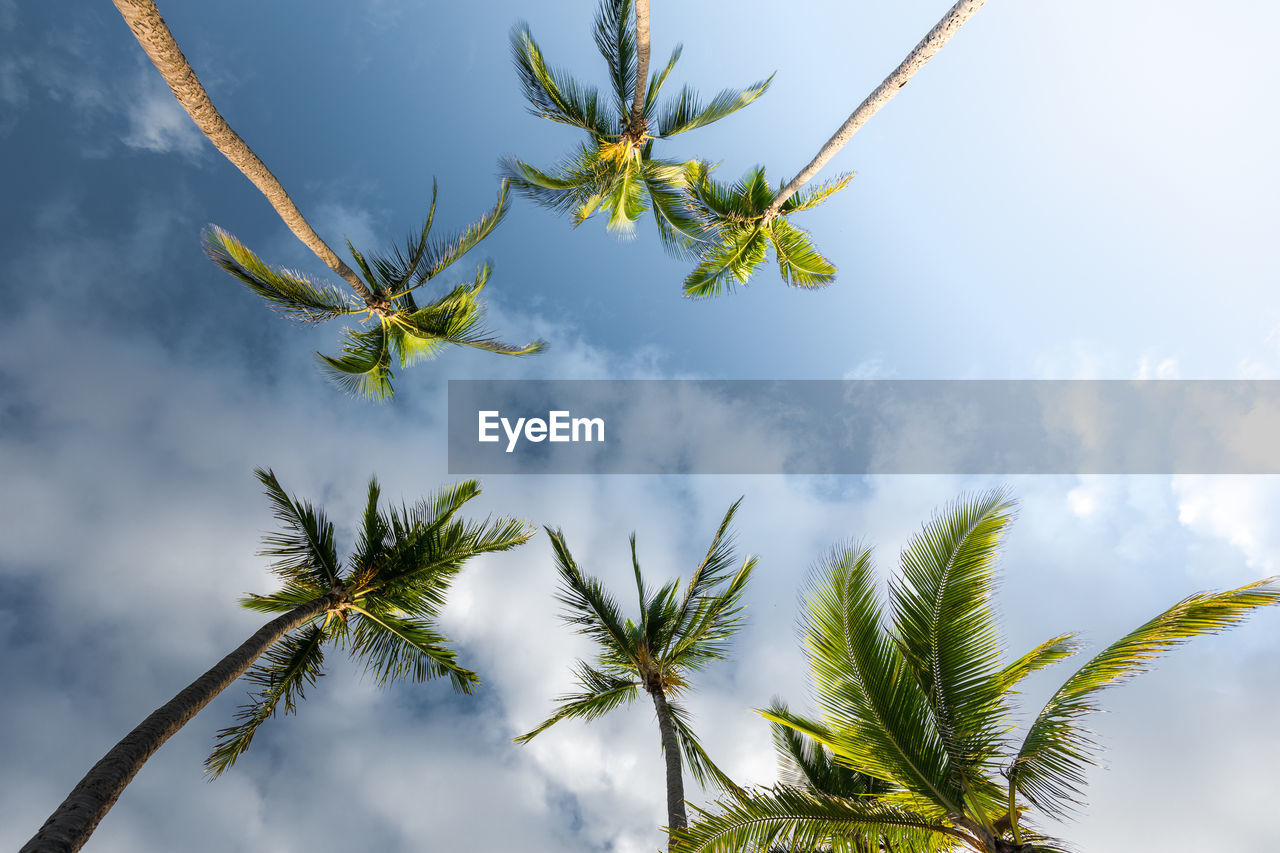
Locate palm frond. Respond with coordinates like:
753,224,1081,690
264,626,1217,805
673,786,962,853
890,490,1015,785
773,544,961,814
350,475,390,575
1010,577,1280,818
594,0,636,118
992,634,1080,696
514,662,641,743
643,46,683,116
780,173,854,214
546,527,636,659
254,468,341,588
511,24,613,135
239,581,328,614
605,156,648,233
205,624,326,777
419,182,510,283
655,76,774,138
667,697,741,793
768,700,890,799
646,166,714,260
317,324,395,400
203,227,356,322
682,224,768,298
347,604,478,693
769,219,838,288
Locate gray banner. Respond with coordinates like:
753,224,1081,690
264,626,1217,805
446,380,1280,475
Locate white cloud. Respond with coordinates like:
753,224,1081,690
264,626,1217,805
122,76,204,157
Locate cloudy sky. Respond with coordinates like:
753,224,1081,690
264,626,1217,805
2,0,1280,850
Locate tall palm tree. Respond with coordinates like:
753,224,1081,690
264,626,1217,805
503,0,771,249
22,470,533,853
111,0,542,397
681,0,989,297
515,501,756,850
673,491,1280,853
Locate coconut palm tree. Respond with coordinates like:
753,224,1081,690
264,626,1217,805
502,0,771,249
111,0,542,397
21,470,533,853
672,491,1280,852
515,500,756,850
681,0,988,297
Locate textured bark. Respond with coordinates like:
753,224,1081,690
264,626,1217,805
109,0,376,305
763,0,988,222
629,0,651,134
650,687,686,850
21,596,334,853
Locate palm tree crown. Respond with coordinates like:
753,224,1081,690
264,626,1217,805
205,181,544,400
503,0,771,250
21,470,533,853
209,469,534,772
517,500,756,848
674,491,1280,853
681,0,990,297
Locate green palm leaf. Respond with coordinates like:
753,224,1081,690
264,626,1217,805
514,662,641,743
594,0,637,117
780,173,854,214
511,24,614,135
347,605,478,692
205,624,326,777
317,324,395,400
254,467,341,587
419,181,511,283
654,76,774,138
1010,578,1280,819
769,219,838,288
682,224,768,298
203,227,356,322
673,786,963,853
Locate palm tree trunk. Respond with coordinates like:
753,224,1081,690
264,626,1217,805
762,0,988,222
109,0,378,306
20,595,334,853
629,0,651,133
650,686,686,850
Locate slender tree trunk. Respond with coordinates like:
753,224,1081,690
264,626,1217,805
109,0,378,306
21,596,334,853
762,0,988,222
629,0,651,134
650,686,686,851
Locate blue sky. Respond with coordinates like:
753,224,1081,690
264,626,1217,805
2,1,1280,850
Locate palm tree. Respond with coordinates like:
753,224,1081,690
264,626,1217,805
111,0,542,397
673,491,1280,853
681,0,989,297
502,0,771,249
515,500,756,850
22,470,533,853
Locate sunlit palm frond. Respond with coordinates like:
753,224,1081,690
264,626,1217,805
682,224,768,299
239,581,329,614
419,182,510,283
347,604,478,692
514,662,641,743
890,490,1014,781
254,468,341,587
655,75,774,138
769,219,838,288
594,0,637,118
774,544,961,813
511,24,613,135
317,324,395,400
1010,578,1280,819
780,173,853,213
642,45,683,116
205,624,326,777
674,787,963,853
768,700,891,799
203,227,356,322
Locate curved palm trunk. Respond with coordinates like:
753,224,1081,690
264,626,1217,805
21,595,334,853
650,687,686,850
762,0,988,222
109,0,377,306
628,0,651,133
